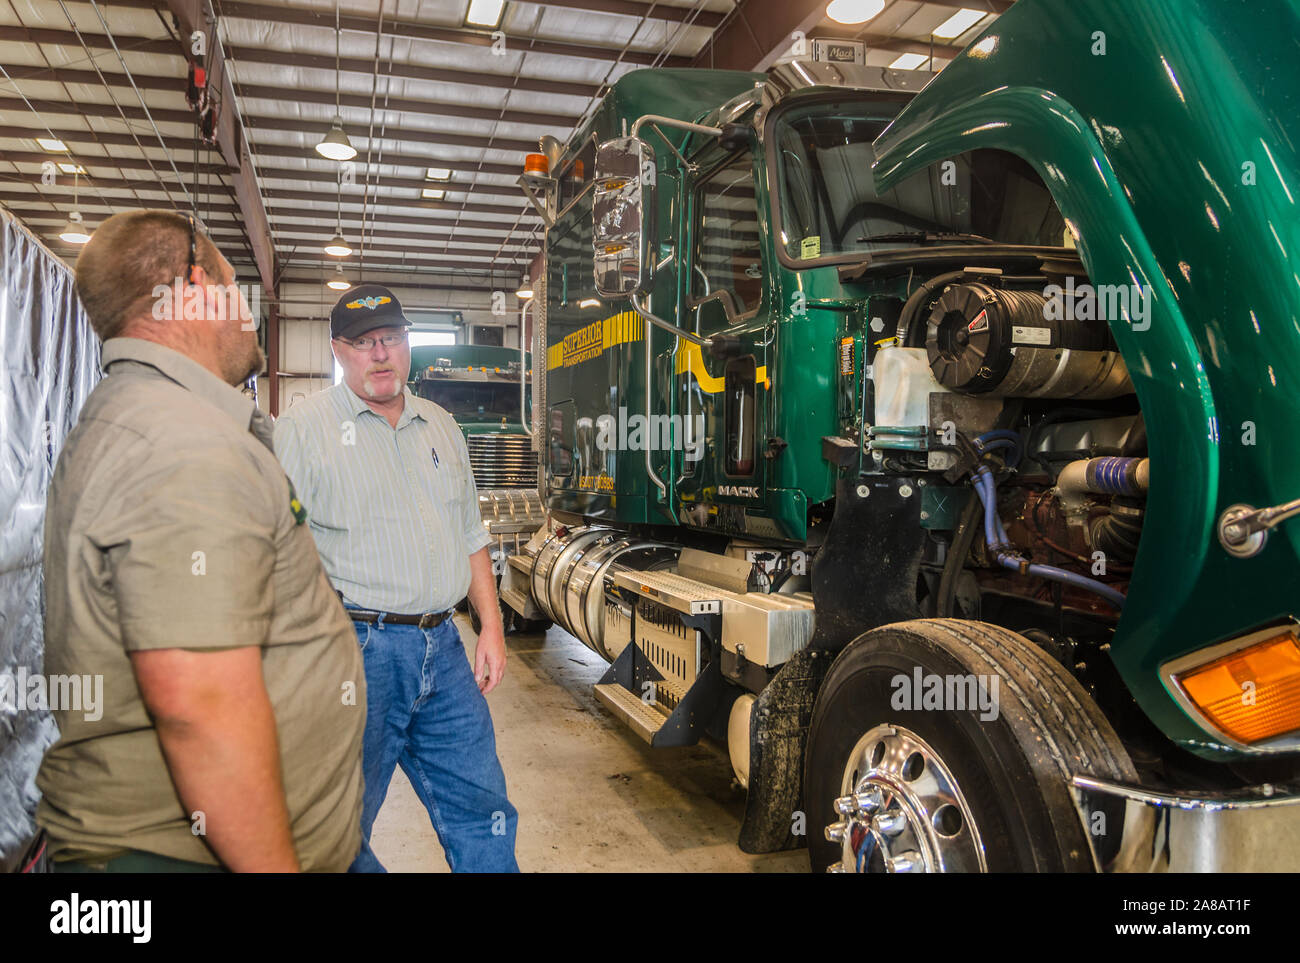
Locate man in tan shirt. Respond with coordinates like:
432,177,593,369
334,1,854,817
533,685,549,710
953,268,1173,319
37,210,365,872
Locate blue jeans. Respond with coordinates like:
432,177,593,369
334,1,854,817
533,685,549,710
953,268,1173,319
346,613,519,873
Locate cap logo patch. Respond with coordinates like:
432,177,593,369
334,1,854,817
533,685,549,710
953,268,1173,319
347,295,391,309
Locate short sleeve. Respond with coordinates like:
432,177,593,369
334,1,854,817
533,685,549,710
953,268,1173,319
273,412,317,513
94,443,278,651
456,430,493,556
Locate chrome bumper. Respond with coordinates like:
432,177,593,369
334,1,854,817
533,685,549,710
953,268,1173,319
1071,776,1300,872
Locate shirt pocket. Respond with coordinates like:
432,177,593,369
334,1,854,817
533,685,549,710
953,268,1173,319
433,446,471,507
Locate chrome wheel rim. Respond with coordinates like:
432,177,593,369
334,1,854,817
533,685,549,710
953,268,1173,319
826,723,986,873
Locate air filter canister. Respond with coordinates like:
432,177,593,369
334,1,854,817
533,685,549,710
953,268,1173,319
924,283,1133,399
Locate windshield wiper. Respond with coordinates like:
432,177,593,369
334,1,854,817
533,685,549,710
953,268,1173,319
856,231,998,245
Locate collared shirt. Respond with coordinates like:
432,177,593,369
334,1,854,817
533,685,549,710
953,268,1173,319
273,381,492,615
37,338,365,871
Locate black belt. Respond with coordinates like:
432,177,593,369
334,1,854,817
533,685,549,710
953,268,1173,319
341,597,453,628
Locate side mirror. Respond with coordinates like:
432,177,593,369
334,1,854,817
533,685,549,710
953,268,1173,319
592,136,656,298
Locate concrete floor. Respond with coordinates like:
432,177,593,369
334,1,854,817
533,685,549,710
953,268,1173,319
368,613,810,873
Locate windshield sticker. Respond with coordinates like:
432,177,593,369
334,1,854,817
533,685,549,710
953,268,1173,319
800,236,822,259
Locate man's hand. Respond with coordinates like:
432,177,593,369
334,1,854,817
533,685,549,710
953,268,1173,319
474,622,507,694
466,546,507,694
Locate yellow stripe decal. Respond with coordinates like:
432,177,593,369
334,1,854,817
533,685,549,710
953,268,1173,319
675,342,769,394
546,310,767,392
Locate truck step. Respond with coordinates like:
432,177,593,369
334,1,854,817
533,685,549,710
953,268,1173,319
611,568,736,615
501,552,547,620
593,682,669,743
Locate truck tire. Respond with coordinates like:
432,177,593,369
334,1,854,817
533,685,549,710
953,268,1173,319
469,599,552,636
804,618,1135,873
514,617,553,634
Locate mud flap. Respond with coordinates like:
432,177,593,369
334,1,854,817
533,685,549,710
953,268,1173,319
811,476,926,652
737,646,833,854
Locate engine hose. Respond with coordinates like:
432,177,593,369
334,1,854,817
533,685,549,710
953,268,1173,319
975,429,1023,468
1058,456,1149,500
936,490,983,617
1090,497,1145,564
973,468,1126,610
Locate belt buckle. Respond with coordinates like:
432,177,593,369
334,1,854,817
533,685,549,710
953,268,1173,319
418,612,434,629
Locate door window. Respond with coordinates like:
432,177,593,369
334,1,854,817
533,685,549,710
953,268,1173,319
692,151,764,319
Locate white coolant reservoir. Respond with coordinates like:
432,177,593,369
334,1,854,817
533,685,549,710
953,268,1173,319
871,345,951,450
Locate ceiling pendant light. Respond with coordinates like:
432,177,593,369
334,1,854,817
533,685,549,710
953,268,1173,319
315,3,356,161
324,232,352,257
59,171,91,244
59,211,91,245
324,165,351,256
515,273,533,299
316,116,356,161
825,0,886,26
326,263,351,290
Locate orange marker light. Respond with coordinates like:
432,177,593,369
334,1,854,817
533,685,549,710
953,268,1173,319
1176,631,1300,744
524,153,549,175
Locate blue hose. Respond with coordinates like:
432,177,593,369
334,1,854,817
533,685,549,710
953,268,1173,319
973,467,1126,610
975,430,1023,467
977,429,1022,445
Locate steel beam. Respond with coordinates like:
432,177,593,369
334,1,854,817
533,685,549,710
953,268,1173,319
223,43,600,99
525,0,724,28
690,0,830,71
216,0,690,68
0,70,577,129
163,0,278,297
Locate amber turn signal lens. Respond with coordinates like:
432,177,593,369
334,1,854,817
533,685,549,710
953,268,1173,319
1176,631,1300,744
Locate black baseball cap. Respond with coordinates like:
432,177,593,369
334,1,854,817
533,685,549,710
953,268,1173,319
330,283,411,341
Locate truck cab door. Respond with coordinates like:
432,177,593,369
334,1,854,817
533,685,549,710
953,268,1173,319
677,147,771,528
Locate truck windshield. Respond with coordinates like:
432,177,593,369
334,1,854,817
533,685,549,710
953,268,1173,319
773,101,1068,262
417,381,521,420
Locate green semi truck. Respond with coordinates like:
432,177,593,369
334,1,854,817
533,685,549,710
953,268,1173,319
410,343,550,633
504,0,1300,872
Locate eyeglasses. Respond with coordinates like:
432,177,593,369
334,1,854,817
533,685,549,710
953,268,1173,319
335,332,408,351
183,212,198,287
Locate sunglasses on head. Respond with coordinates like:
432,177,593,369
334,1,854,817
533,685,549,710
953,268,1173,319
184,212,197,287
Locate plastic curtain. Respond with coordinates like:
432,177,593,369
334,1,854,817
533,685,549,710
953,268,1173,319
0,209,99,870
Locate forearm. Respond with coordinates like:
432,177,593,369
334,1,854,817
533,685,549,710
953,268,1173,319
153,687,298,873
133,646,299,873
466,546,503,632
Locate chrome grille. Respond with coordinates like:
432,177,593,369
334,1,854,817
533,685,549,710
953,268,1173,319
468,433,538,488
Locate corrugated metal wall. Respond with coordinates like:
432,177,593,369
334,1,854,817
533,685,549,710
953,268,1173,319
0,209,98,871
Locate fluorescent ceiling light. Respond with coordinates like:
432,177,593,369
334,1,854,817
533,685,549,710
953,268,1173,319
37,137,68,152
59,211,91,244
57,162,85,175
932,8,987,39
324,233,352,257
316,117,357,161
465,0,505,28
825,0,885,25
889,53,930,70
578,298,601,309
427,167,452,181
422,187,446,200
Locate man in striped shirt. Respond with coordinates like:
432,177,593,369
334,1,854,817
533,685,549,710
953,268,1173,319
274,284,518,873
